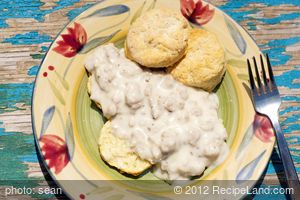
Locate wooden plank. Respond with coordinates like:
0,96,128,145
0,0,299,199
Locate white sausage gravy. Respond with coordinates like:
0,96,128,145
85,44,228,180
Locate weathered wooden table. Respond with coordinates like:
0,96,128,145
0,0,299,199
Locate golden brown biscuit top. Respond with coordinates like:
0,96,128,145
126,8,189,68
170,29,226,91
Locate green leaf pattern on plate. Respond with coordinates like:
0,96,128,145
104,194,125,200
65,112,75,160
86,186,113,195
54,71,70,90
48,79,66,105
130,1,146,24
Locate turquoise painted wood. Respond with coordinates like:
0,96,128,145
0,0,299,199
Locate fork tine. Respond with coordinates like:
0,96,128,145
247,59,256,91
266,53,275,82
253,56,262,88
260,54,268,86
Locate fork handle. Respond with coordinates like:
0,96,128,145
270,115,300,198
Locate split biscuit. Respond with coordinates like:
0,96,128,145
88,76,151,175
98,121,151,175
169,29,226,92
126,8,189,68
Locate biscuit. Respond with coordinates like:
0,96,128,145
126,8,189,68
89,75,150,175
169,29,226,92
98,121,151,175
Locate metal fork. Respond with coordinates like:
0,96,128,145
247,54,300,197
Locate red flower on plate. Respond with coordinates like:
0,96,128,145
53,22,87,57
39,135,70,174
180,0,215,25
254,114,275,143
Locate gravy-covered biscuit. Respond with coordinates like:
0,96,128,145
170,29,226,91
126,8,189,68
98,121,151,175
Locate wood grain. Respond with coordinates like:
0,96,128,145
0,0,299,199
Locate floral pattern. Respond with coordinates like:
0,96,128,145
53,22,87,57
180,0,214,25
253,114,275,143
32,1,275,198
39,135,70,174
